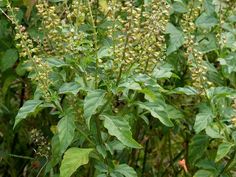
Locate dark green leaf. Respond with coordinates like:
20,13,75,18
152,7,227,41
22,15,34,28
114,164,137,177
14,100,43,128
84,90,106,128
194,104,213,133
57,113,76,153
166,23,185,55
0,49,18,72
189,135,209,164
102,115,142,148
137,101,174,127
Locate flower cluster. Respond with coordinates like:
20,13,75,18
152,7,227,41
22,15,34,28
7,2,52,99
30,129,50,157
181,1,211,91
36,0,86,56
108,1,170,73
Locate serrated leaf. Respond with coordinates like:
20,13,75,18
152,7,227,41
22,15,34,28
0,49,18,72
60,147,93,177
84,90,106,128
57,113,76,153
102,115,142,148
59,82,81,95
215,142,233,162
194,104,213,133
137,102,174,127
166,23,185,55
114,164,137,177
14,100,43,128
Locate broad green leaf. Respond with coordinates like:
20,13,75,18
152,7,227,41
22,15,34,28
46,135,62,171
14,100,43,128
215,142,234,162
196,159,218,171
47,57,68,67
0,49,18,72
152,63,173,79
172,0,188,13
196,34,218,53
119,81,142,91
205,123,223,139
102,115,142,148
59,82,81,95
204,0,216,14
194,170,215,177
173,86,198,95
57,113,76,153
195,12,218,29
137,102,174,127
114,164,137,177
98,46,112,59
166,23,185,55
194,104,213,133
84,90,106,128
206,87,236,100
189,135,209,164
60,147,93,177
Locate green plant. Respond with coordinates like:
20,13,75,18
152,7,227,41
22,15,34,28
1,0,236,177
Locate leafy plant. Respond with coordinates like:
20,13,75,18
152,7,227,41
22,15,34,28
0,0,236,177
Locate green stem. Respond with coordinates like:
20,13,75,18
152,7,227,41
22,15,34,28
8,153,34,160
87,0,99,88
217,150,236,177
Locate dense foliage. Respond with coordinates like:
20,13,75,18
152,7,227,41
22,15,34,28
0,0,236,176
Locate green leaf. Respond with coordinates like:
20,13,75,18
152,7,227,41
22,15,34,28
137,102,174,127
194,170,215,177
152,63,173,79
84,90,106,128
166,23,185,55
14,100,43,128
59,82,81,95
114,164,137,177
205,123,223,139
0,49,18,72
189,135,209,164
194,104,213,133
98,46,112,59
172,0,188,13
57,113,76,153
173,86,198,95
102,115,142,148
215,142,234,162
60,147,93,177
206,87,236,100
47,57,68,67
195,12,218,29
119,80,142,91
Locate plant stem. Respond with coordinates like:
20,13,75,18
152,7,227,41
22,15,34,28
8,154,34,160
87,0,99,88
217,150,236,177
